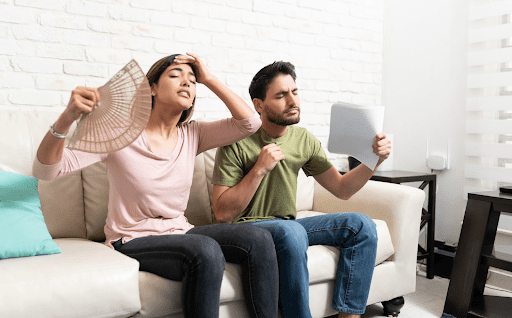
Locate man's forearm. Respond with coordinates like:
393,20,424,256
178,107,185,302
339,164,375,199
213,167,266,223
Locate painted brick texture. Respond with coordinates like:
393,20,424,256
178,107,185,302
0,0,383,168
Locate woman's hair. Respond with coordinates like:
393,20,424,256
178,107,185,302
146,54,198,126
249,61,296,102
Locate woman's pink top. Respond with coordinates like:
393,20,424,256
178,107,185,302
33,114,261,248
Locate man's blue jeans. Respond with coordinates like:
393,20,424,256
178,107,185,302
254,212,378,317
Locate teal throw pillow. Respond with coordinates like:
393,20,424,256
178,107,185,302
0,170,61,259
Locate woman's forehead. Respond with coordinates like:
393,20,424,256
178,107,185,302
166,62,195,76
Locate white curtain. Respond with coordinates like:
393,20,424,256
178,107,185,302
466,0,512,195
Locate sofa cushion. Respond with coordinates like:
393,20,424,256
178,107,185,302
82,162,110,241
0,109,89,240
134,214,394,317
297,169,315,211
184,150,215,226
297,211,394,282
39,170,87,239
0,110,60,177
0,238,140,318
0,170,61,259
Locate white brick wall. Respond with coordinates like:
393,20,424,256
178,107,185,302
0,0,383,169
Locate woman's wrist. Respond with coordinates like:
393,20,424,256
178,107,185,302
53,113,75,135
201,74,219,88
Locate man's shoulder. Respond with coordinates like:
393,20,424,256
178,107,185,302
289,125,318,143
290,125,309,135
217,129,261,158
227,128,261,148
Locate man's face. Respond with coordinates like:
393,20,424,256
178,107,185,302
259,74,300,126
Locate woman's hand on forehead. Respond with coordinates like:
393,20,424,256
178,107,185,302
174,52,213,85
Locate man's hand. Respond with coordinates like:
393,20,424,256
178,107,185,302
212,143,284,223
372,133,391,166
254,143,285,176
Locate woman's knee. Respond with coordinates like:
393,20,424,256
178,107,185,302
186,235,225,273
241,225,276,250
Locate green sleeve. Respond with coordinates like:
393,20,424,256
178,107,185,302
302,132,333,177
212,144,245,187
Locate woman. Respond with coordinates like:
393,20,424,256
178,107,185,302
33,53,278,318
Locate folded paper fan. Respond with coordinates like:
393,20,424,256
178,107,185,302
68,59,152,153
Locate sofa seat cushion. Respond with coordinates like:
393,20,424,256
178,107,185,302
297,211,395,284
0,238,140,318
135,213,394,317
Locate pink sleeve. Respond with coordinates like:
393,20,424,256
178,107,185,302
196,113,262,154
32,148,107,180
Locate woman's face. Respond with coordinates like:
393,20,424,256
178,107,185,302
152,62,197,112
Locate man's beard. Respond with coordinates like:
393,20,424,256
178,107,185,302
265,104,300,126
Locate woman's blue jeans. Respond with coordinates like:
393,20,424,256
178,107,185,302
253,212,378,317
112,223,279,318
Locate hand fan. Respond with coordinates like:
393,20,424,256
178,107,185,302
68,59,152,153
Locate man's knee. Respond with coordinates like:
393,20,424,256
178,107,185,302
349,213,378,241
270,221,308,253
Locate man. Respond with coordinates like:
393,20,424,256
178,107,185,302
211,61,391,318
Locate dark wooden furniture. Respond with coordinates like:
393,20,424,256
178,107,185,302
340,169,437,279
443,191,512,318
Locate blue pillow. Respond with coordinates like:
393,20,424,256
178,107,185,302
0,170,61,259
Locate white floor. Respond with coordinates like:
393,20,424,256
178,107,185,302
361,270,512,318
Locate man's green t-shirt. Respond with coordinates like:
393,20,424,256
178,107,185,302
213,126,333,223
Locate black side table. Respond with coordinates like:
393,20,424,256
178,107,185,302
340,169,437,279
443,191,512,318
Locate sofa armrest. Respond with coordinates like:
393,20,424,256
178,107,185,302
312,180,425,267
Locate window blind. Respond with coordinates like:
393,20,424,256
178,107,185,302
466,0,512,196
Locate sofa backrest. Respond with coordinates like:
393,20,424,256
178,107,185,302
0,110,315,242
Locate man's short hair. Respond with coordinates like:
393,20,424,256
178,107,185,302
249,61,297,101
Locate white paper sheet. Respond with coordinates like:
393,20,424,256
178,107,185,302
327,102,385,170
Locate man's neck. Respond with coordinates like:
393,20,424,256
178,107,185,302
261,119,289,138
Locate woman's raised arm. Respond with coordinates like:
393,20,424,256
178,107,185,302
36,86,99,165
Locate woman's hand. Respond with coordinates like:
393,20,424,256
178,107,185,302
174,52,254,120
36,86,100,165
174,52,214,85
62,86,100,123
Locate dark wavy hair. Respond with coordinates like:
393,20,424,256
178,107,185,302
249,61,296,102
146,54,198,126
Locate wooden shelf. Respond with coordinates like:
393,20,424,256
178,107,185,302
481,245,512,272
468,295,512,318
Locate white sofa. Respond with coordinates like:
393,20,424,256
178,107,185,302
0,109,425,318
